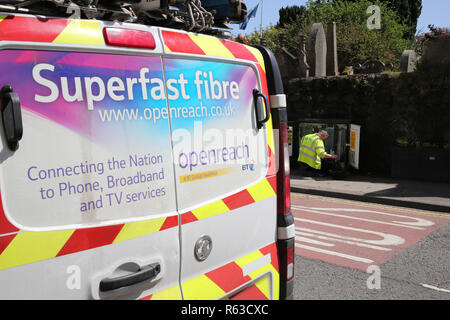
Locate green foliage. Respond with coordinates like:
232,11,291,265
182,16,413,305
246,0,413,71
278,5,307,28
380,0,423,39
343,0,423,39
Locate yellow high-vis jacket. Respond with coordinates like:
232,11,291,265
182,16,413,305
298,133,327,170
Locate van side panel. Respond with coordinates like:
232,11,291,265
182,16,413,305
0,14,281,300
0,16,181,299
161,30,279,300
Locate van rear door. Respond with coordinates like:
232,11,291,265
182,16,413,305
0,15,181,299
161,30,279,300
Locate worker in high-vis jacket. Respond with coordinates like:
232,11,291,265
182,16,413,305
298,130,338,176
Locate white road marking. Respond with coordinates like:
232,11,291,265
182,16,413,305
295,235,335,247
295,243,374,264
295,228,392,251
294,217,405,246
421,284,450,294
292,198,447,270
292,205,435,230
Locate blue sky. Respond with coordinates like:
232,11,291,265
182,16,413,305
231,0,450,36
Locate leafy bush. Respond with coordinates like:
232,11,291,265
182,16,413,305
246,0,413,71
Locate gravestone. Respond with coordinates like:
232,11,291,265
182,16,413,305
298,33,310,78
400,50,417,73
307,23,327,77
359,60,385,74
275,33,300,80
326,22,339,76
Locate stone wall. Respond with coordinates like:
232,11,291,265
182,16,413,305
285,70,450,181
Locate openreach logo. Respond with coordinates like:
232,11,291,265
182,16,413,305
367,5,381,30
172,121,279,174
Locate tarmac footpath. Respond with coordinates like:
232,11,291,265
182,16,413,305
290,172,450,214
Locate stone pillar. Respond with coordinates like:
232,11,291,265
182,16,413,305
307,23,327,77
298,33,310,78
400,50,417,73
326,22,339,76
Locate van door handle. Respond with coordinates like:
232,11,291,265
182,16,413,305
253,89,270,129
99,263,161,292
1,85,23,151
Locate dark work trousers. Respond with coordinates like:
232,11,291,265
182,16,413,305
300,159,333,175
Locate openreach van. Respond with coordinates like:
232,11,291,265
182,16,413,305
0,0,294,300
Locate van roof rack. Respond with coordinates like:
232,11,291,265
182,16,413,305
0,0,247,35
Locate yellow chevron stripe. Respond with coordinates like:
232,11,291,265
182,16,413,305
191,200,229,220
245,44,266,73
112,218,166,243
0,230,74,270
235,250,263,268
249,263,279,300
52,20,104,46
0,15,7,23
266,115,275,156
182,274,226,300
254,276,270,299
234,249,278,300
150,284,182,300
247,179,276,202
269,264,280,300
234,250,269,298
189,34,234,59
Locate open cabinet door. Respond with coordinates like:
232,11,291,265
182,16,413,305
349,124,361,170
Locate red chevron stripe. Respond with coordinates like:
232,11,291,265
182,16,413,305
56,224,124,257
181,211,198,225
257,64,269,97
205,261,251,294
0,234,16,255
266,175,277,194
221,40,259,63
0,15,70,43
267,146,277,176
162,30,205,55
259,242,279,272
222,189,255,211
139,294,152,300
0,193,19,235
159,215,179,231
229,284,268,300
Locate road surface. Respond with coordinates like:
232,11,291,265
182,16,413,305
291,193,450,299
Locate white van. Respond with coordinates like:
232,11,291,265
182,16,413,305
0,8,294,300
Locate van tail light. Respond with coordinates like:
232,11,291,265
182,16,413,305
269,93,295,299
278,237,295,298
253,46,294,299
103,27,156,49
283,239,295,281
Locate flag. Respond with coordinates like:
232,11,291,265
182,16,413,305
239,2,259,30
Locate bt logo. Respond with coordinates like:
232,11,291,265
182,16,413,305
242,161,255,172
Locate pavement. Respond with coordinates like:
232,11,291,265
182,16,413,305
290,170,450,214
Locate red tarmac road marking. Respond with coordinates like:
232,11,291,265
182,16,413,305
292,195,450,270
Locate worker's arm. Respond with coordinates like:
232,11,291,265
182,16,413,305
316,141,338,160
324,153,338,160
